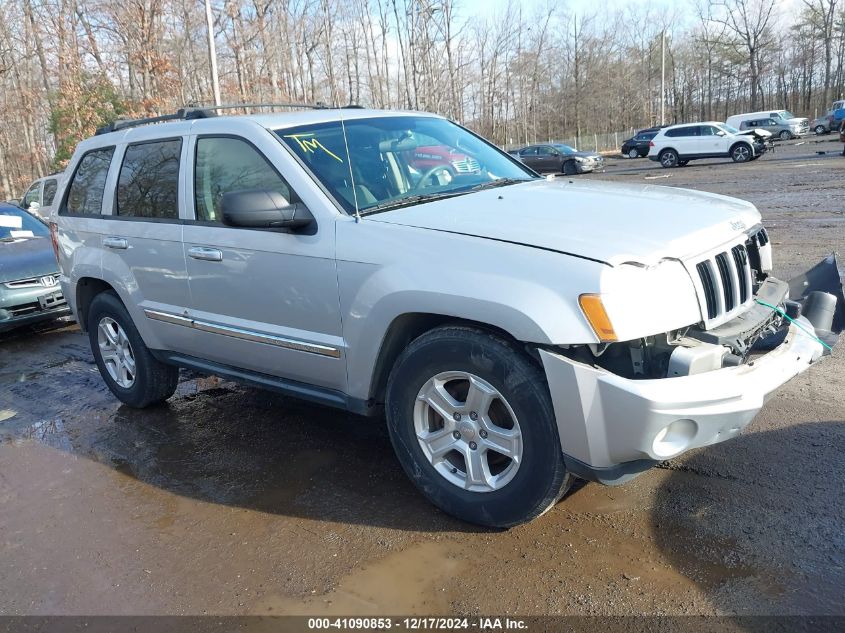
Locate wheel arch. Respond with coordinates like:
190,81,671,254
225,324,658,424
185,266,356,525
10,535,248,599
75,277,119,332
367,313,520,409
729,140,754,154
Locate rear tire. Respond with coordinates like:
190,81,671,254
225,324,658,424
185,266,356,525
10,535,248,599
659,149,678,168
627,148,639,159
385,326,571,527
87,291,178,408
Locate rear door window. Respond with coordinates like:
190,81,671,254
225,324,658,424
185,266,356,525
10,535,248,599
64,148,115,215
116,140,182,220
43,179,58,206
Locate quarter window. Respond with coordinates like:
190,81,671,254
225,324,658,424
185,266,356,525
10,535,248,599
116,140,182,219
22,182,40,207
43,179,58,206
64,147,115,215
194,137,293,223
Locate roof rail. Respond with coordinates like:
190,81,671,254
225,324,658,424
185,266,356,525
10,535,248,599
94,102,334,136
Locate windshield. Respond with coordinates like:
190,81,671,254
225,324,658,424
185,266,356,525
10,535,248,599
552,144,577,154
276,115,536,215
776,111,795,120
0,206,49,241
717,123,740,134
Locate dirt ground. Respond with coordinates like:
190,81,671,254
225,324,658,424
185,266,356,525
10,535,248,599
1,137,843,617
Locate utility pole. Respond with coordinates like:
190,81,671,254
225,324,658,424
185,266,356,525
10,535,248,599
204,0,221,106
660,29,665,125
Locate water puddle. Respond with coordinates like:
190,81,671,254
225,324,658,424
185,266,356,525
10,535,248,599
254,541,461,615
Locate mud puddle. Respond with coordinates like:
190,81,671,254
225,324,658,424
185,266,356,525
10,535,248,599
254,541,461,615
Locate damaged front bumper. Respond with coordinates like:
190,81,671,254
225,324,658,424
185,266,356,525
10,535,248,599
540,255,843,485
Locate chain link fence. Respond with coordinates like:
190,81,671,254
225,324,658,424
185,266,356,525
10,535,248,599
503,129,639,155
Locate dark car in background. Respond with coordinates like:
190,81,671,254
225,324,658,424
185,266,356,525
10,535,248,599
621,128,661,158
509,143,604,175
0,203,70,333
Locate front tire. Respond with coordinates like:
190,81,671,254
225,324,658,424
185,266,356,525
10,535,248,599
87,291,178,408
659,149,678,168
778,130,791,141
385,326,571,527
562,160,578,176
814,125,826,135
731,143,752,163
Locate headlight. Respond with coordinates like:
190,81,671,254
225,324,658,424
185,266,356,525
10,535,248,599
578,294,618,342
574,156,587,162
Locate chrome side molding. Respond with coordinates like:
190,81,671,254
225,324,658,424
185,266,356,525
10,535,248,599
143,309,341,358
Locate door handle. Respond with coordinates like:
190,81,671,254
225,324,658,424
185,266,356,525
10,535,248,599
103,237,128,250
188,246,223,262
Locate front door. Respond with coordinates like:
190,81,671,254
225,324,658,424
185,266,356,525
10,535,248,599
180,135,345,392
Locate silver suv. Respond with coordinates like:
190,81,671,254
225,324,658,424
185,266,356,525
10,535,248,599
53,106,842,527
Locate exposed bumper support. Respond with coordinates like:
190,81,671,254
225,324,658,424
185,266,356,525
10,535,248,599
541,255,842,479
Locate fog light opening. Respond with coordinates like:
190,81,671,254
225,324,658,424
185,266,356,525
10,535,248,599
652,419,698,458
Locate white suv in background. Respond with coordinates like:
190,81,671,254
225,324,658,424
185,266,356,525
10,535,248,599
648,122,769,168
19,173,63,220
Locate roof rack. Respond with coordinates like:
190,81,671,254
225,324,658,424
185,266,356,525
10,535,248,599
95,101,339,136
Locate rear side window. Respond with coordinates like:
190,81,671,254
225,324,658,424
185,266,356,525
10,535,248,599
43,179,58,206
519,147,538,156
665,126,699,137
194,137,293,223
64,147,115,215
116,140,182,219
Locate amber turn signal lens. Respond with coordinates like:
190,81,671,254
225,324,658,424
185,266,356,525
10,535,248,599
578,294,618,342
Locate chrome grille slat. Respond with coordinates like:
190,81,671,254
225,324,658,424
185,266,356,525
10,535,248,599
691,238,755,326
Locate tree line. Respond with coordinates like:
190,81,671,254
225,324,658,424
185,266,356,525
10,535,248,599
0,0,842,199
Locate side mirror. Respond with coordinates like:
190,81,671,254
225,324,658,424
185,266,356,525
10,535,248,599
222,189,314,230
716,130,727,136
28,201,41,211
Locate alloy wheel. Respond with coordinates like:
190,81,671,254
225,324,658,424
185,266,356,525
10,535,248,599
97,317,136,388
414,371,523,493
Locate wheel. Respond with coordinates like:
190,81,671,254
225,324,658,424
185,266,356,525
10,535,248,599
87,291,178,408
731,143,752,163
659,149,678,168
385,326,571,527
677,160,689,167
778,130,791,141
627,148,640,159
562,160,578,176
815,125,826,135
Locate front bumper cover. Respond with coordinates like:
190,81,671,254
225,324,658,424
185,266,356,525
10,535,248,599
540,256,842,484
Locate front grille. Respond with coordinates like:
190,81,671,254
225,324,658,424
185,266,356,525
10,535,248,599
694,243,752,323
452,157,481,173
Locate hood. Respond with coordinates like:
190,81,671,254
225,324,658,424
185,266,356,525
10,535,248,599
738,128,772,138
569,151,602,159
366,179,761,266
785,117,809,125
0,237,59,283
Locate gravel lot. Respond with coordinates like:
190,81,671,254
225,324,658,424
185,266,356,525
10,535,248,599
1,137,843,616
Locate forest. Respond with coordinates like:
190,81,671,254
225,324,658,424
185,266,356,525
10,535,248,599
0,0,842,199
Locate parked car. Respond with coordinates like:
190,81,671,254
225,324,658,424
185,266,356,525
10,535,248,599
19,173,63,221
738,116,801,140
811,108,845,134
404,134,482,176
509,143,604,174
621,128,661,158
648,122,770,167
726,110,809,137
53,107,842,527
0,203,70,332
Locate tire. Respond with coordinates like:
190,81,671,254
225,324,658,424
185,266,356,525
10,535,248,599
778,130,791,141
385,326,571,528
659,149,678,168
562,160,578,176
627,148,640,159
815,125,826,135
87,291,178,408
677,160,689,167
731,143,752,163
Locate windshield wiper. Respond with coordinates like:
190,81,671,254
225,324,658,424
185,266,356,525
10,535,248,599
358,190,472,216
470,177,533,191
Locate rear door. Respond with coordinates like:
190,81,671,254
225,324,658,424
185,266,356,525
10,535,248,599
179,134,345,391
95,138,191,351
